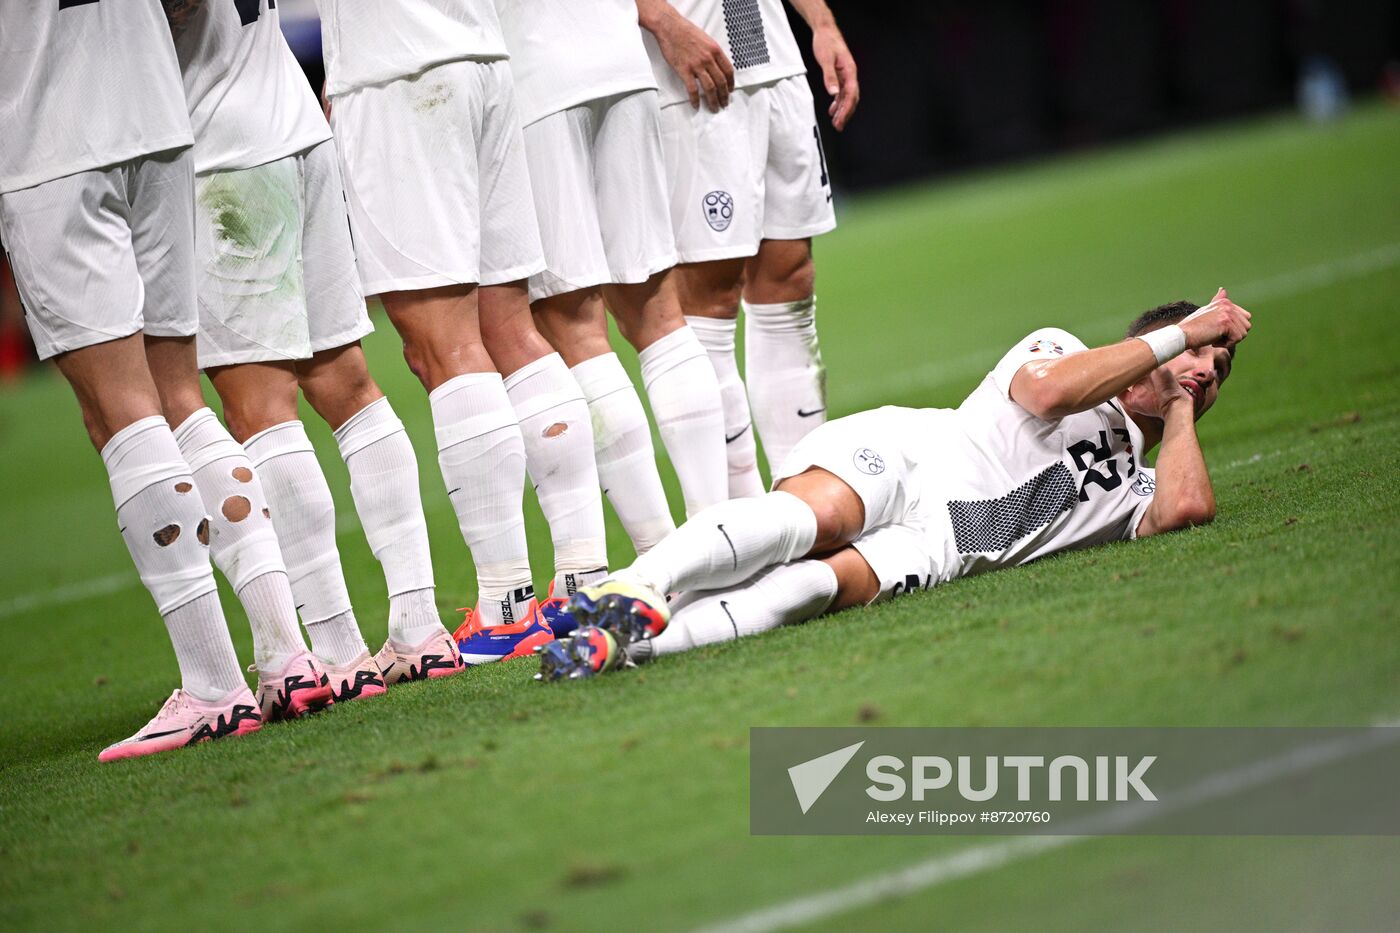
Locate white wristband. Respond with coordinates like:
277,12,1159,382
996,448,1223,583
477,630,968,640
1135,324,1186,365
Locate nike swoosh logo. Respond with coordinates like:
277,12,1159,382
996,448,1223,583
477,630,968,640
137,728,185,740
725,424,751,444
447,487,462,496
797,408,826,418
719,600,738,639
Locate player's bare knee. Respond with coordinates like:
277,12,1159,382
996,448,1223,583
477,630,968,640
777,470,865,552
747,241,814,302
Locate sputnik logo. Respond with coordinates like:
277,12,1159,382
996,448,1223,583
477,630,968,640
787,741,865,814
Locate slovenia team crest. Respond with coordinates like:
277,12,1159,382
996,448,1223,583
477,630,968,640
703,190,734,232
853,448,885,475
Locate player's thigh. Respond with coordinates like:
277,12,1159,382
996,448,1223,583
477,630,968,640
0,167,144,361
298,140,373,359
520,105,611,303
821,546,882,612
477,61,546,289
192,156,311,370
672,258,747,320
330,62,485,295
760,76,836,243
380,284,495,390
592,90,678,287
657,92,763,266
774,407,918,538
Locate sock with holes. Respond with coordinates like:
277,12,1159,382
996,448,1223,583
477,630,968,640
570,352,675,554
617,491,817,596
244,420,368,665
173,408,306,671
743,297,826,469
332,397,443,646
102,416,244,700
638,325,729,517
504,353,608,593
685,315,766,498
633,559,838,660
428,372,534,628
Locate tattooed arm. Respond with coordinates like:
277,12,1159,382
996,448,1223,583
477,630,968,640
162,0,206,41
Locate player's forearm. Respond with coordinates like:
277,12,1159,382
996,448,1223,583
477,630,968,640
1014,340,1160,420
786,0,837,31
1139,400,1215,535
636,0,677,34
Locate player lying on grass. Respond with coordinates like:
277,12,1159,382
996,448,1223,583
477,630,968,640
537,291,1251,678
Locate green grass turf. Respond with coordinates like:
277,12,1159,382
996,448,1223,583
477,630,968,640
1,103,1398,931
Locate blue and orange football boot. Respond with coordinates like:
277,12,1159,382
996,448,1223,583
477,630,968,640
536,581,577,639
454,600,555,666
533,625,624,681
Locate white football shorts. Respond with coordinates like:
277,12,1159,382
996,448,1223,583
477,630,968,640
772,406,950,604
659,74,836,264
0,148,197,361
330,58,545,296
522,89,677,302
193,140,372,369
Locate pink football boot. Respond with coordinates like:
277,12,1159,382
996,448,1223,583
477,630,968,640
98,687,262,763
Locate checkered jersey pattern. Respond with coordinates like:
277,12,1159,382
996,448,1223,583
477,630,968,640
722,0,772,69
947,462,1079,555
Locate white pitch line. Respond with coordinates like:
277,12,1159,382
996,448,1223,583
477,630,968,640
696,720,1400,933
3,242,1398,621
845,241,1400,409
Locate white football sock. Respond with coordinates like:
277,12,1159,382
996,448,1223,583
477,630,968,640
428,372,534,627
161,591,248,700
244,421,368,665
504,353,608,591
102,416,244,700
686,315,766,499
743,296,827,470
173,408,305,670
304,610,368,663
570,353,675,555
385,588,442,647
617,491,817,596
236,572,308,669
332,397,443,645
638,325,729,518
639,559,838,659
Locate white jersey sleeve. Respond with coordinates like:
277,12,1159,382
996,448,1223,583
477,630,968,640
316,0,508,97
988,327,1090,401
494,0,655,126
175,0,331,175
0,0,193,193
644,0,806,107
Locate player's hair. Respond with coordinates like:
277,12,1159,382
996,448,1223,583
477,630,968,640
1124,300,1201,338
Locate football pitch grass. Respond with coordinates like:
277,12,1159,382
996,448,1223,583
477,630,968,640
2,104,1398,931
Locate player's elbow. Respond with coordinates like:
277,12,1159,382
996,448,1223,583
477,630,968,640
1166,496,1216,531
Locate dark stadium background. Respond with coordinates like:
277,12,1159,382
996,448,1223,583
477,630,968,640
278,0,1400,191
1,0,1396,380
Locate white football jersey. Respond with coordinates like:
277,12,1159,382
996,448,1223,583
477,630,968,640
912,328,1158,581
494,0,655,127
0,0,193,194
643,0,805,107
175,0,331,175
316,0,508,97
